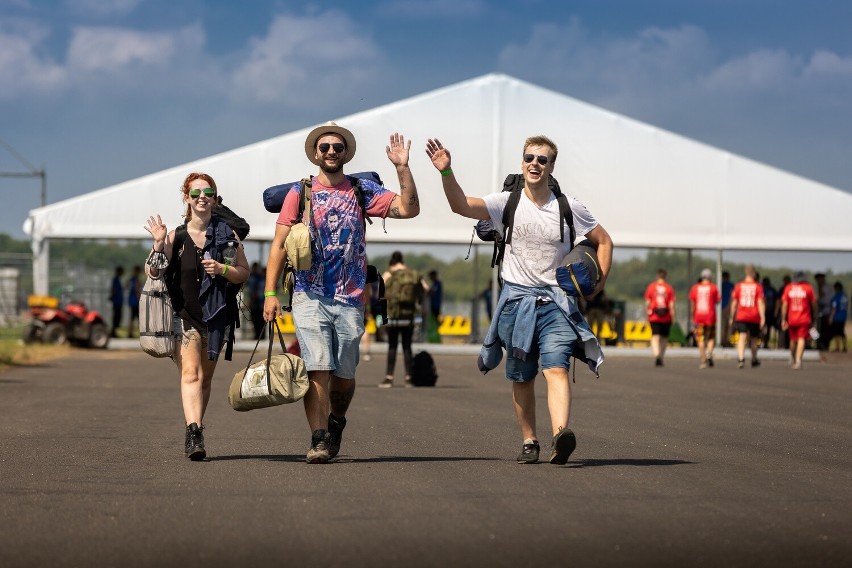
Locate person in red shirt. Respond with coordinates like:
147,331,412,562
645,268,676,367
781,271,817,370
729,265,766,368
689,268,720,369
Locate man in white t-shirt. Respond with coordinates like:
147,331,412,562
425,135,613,466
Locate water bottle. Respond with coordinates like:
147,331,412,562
222,241,237,267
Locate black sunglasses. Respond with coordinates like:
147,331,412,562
523,154,550,165
318,142,345,154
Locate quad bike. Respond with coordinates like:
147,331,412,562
22,295,110,349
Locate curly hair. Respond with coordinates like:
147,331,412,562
181,172,218,222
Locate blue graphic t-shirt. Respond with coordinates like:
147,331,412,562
278,176,395,306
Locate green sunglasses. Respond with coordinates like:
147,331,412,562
189,187,216,199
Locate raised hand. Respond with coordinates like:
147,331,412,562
145,214,167,246
425,138,451,172
385,132,411,167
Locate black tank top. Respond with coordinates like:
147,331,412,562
178,238,206,330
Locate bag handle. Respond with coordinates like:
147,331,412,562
241,320,290,385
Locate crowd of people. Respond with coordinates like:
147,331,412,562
139,120,846,468
646,265,848,370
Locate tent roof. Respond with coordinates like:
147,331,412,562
24,73,852,252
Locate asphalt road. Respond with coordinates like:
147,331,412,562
1,347,850,568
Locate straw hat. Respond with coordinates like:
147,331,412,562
304,121,356,166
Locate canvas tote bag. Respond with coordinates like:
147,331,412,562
228,321,309,411
139,274,174,358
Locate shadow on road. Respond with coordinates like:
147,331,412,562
207,455,500,464
567,458,695,468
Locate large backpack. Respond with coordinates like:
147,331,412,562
166,221,245,361
385,268,423,321
475,174,576,273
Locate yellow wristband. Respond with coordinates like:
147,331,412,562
264,291,277,297
440,168,453,177
222,264,229,276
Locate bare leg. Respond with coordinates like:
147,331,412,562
542,367,571,435
329,375,355,417
650,334,661,358
512,380,537,442
303,369,331,432
175,332,217,426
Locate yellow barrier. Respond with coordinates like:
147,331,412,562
438,316,471,336
590,321,618,341
275,313,295,334
623,321,652,342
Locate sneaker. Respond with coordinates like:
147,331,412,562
549,428,577,465
738,359,745,369
306,429,330,464
378,377,393,388
699,361,707,369
707,357,714,368
404,375,413,388
751,359,761,368
185,423,206,461
327,414,347,459
517,441,540,464
363,353,371,361
655,358,663,367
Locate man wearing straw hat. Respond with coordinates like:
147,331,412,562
264,122,420,463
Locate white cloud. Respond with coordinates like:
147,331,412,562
0,19,67,98
701,49,800,92
67,24,203,71
230,11,385,105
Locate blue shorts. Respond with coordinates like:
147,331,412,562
291,291,364,379
497,299,579,382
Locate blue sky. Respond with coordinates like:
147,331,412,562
2,0,851,269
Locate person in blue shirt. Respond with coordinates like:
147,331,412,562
126,265,142,338
720,271,734,347
829,281,848,352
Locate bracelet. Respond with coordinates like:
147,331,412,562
222,264,229,276
440,168,453,177
264,291,277,297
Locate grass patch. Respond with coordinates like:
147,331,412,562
0,339,71,372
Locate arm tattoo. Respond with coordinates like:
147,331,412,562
408,193,419,207
389,206,401,218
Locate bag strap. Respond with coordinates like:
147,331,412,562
240,320,290,386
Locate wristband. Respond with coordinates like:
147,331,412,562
222,264,229,276
440,168,453,177
264,291,277,297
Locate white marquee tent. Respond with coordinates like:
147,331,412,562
24,73,852,294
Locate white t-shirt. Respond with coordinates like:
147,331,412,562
483,190,598,287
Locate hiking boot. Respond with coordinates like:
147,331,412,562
738,359,745,369
655,357,663,367
549,428,577,465
517,440,540,464
306,429,330,464
378,377,393,388
751,359,761,368
185,423,206,461
707,357,714,368
327,414,347,459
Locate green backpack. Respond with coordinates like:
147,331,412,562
385,268,423,321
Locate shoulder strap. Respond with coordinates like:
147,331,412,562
349,175,373,226
167,225,188,276
297,178,312,224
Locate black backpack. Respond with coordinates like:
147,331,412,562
213,197,250,240
166,219,246,361
475,174,575,273
410,350,438,387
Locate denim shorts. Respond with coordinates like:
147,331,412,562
497,299,578,382
291,291,364,379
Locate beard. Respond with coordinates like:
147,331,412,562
319,161,343,174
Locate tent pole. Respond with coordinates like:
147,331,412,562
716,250,723,348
